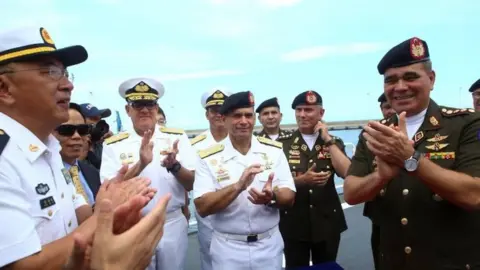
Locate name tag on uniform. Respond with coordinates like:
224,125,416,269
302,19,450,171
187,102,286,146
39,196,56,209
61,168,72,184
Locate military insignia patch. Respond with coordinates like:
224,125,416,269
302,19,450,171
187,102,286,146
215,167,230,182
40,27,54,45
289,159,300,164
29,144,39,152
427,134,448,143
410,37,425,59
293,137,299,144
315,145,321,151
301,144,307,151
423,152,455,160
291,145,299,150
61,168,73,184
134,81,150,92
120,153,127,160
306,91,317,104
39,196,56,209
429,116,439,126
248,92,255,105
35,183,50,195
425,143,449,151
414,131,424,142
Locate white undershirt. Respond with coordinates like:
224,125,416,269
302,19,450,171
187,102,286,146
404,108,427,139
269,134,279,141
301,132,319,150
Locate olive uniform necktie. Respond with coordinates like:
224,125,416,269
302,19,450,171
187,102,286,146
69,165,88,202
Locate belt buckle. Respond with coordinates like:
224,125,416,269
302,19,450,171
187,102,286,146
247,234,258,242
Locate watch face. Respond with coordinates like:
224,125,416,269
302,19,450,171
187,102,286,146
405,159,418,172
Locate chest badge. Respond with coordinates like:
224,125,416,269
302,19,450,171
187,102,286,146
427,134,448,143
35,183,50,195
425,143,449,151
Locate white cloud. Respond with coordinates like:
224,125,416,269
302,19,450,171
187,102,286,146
157,69,244,81
281,42,387,62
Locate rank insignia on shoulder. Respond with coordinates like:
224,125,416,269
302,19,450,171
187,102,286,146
40,196,56,209
440,107,474,117
257,136,283,148
35,183,50,195
105,132,130,145
190,134,206,146
199,144,224,159
160,127,184,135
0,129,9,156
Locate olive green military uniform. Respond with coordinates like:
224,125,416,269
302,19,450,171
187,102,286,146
255,129,292,140
279,130,347,267
347,100,480,269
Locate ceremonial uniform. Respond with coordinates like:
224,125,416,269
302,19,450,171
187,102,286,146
189,89,231,270
193,91,296,270
100,78,197,270
279,90,347,268
0,27,88,267
254,97,292,140
347,37,480,269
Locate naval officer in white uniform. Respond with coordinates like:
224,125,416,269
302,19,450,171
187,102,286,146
193,91,296,270
190,88,231,270
100,78,197,270
0,26,154,269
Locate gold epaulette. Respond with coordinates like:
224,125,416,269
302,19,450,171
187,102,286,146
105,132,129,145
257,136,282,149
198,144,224,159
190,134,207,146
440,107,475,117
160,127,184,135
0,129,9,155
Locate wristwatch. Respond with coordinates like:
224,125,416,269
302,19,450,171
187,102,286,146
266,191,278,207
404,150,421,172
167,161,182,174
324,137,337,147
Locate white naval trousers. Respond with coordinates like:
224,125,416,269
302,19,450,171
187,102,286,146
196,212,213,270
210,226,284,270
146,209,188,270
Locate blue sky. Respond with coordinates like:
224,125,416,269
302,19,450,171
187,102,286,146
5,0,480,131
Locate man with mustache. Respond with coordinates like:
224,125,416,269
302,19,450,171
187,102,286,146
193,91,296,269
344,37,480,269
0,26,154,270
255,97,291,140
468,79,480,112
53,102,101,205
100,78,197,270
190,88,231,270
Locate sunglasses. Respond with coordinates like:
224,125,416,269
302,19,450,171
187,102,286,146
55,124,91,137
130,101,157,110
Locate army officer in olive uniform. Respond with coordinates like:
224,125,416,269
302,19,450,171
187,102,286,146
279,90,351,269
254,97,292,140
344,37,480,269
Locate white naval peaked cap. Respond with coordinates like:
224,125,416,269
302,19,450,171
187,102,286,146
118,77,165,102
0,26,88,66
201,88,232,109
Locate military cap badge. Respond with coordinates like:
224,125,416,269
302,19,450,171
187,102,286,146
213,90,224,99
40,27,54,45
410,37,425,59
134,81,150,92
306,90,317,104
248,91,255,105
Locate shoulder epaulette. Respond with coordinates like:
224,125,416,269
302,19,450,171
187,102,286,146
190,134,207,146
257,136,283,148
440,107,475,117
105,132,129,145
0,129,9,156
160,127,184,135
277,132,293,141
198,144,224,159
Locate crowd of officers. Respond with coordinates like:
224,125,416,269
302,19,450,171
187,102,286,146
1,25,480,270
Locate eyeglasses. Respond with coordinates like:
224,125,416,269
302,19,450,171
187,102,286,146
55,124,91,137
0,65,74,82
130,101,157,110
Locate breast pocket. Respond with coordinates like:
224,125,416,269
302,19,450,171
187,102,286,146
31,196,63,245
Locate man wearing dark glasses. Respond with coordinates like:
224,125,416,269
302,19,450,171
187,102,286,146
189,88,231,270
0,27,156,269
54,103,101,205
100,77,197,270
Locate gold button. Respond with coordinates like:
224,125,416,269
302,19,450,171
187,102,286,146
309,189,313,194
310,205,313,209
284,211,288,214
404,246,411,254
401,218,408,225
402,189,409,196
433,194,443,201
61,193,64,199
292,166,296,169
379,189,386,196
326,165,330,169
309,159,313,163
333,209,337,213
48,210,53,217
68,220,72,227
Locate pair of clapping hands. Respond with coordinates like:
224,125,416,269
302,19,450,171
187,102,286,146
139,130,179,169
64,165,171,270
